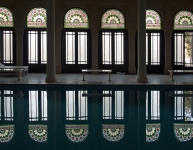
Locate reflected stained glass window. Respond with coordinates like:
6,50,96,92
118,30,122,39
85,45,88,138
28,124,47,142
174,123,193,142
27,8,46,28
64,8,89,28
101,9,125,29
0,7,13,27
146,124,161,142
174,91,193,121
146,9,161,30
0,125,14,143
102,124,124,142
66,91,88,120
174,10,193,30
65,124,89,143
29,91,47,121
146,91,160,120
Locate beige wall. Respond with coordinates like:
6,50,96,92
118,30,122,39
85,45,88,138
1,0,193,73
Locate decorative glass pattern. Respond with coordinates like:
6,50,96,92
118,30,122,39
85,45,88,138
146,124,161,142
101,9,125,29
27,8,46,28
64,8,89,28
0,7,13,27
174,123,193,142
174,10,193,30
146,9,161,30
65,125,89,143
28,125,47,142
0,125,14,143
102,124,124,142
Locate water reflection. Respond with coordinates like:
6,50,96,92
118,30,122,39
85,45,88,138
0,88,193,150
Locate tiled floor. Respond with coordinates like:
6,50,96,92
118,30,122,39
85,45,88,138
0,73,193,85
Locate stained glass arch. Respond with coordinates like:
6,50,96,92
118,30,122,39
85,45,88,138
65,125,89,143
0,7,14,27
64,8,89,28
0,125,14,143
146,124,161,142
146,9,161,30
174,10,193,30
174,123,193,142
28,124,48,142
101,9,125,29
102,124,124,142
27,7,47,28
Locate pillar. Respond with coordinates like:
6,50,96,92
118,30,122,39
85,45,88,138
136,0,148,83
91,30,99,70
45,0,57,82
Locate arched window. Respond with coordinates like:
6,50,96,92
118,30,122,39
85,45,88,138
173,10,193,69
102,124,124,142
145,9,164,73
28,124,47,142
0,125,14,143
24,8,47,72
62,8,91,73
99,9,128,73
0,7,15,65
65,124,89,143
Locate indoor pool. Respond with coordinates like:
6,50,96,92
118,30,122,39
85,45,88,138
0,85,192,150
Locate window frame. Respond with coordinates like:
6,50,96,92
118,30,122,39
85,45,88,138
0,27,16,65
23,28,47,73
61,28,92,73
98,29,128,73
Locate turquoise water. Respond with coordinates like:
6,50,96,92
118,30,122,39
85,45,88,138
0,85,193,150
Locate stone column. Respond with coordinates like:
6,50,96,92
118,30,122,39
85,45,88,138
45,0,57,82
137,91,147,150
136,0,148,83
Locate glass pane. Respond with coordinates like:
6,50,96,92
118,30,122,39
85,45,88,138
174,91,183,120
29,91,38,121
185,32,193,67
66,91,75,120
151,91,160,120
146,9,161,30
102,32,112,64
174,33,184,65
3,31,13,64
4,91,13,121
146,33,148,65
184,91,193,121
41,31,47,64
66,32,75,64
114,32,124,64
78,91,88,120
151,33,160,65
28,31,38,64
41,91,47,121
115,91,124,119
78,32,87,64
103,91,112,119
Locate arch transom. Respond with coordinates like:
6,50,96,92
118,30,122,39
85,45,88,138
0,125,14,143
27,8,46,28
28,125,47,142
101,9,125,29
174,10,193,30
0,7,13,27
64,8,89,28
146,124,161,142
146,9,161,30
